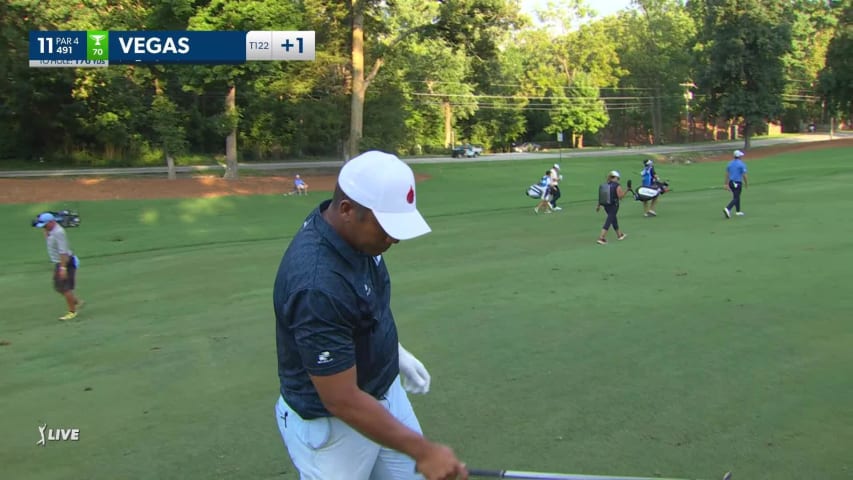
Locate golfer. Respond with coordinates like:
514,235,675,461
272,151,468,480
534,169,556,214
548,163,563,211
723,150,748,218
34,212,83,320
596,170,628,245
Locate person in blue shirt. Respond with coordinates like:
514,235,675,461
294,174,309,195
272,151,468,480
723,150,748,218
640,159,660,217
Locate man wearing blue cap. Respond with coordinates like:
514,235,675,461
34,212,83,320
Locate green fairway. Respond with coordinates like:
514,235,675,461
2,146,852,480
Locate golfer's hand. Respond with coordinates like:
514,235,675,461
398,343,431,394
724,183,730,191
415,443,468,480
57,268,67,280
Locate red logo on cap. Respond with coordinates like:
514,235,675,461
406,186,415,204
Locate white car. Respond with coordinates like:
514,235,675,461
451,144,483,158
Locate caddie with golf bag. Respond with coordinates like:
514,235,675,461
630,159,670,217
526,169,556,214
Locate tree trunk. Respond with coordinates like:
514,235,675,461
346,0,365,161
166,154,176,180
224,85,238,180
575,133,584,149
154,78,176,181
743,121,751,150
651,86,663,144
443,99,452,148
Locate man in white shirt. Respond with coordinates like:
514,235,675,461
548,164,563,211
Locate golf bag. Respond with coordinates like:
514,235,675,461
526,184,547,199
31,209,82,228
629,180,669,201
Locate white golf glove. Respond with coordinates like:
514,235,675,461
398,343,431,395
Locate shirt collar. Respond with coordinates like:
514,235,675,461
310,200,370,268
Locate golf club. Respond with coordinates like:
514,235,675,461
468,468,732,480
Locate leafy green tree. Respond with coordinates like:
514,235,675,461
820,0,853,122
544,73,610,148
696,0,792,148
612,0,696,144
780,0,839,131
186,0,303,178
151,79,187,179
513,1,620,146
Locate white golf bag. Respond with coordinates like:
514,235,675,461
628,180,670,201
526,184,547,199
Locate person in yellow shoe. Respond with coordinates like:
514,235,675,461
34,213,83,320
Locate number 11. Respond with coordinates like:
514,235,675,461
38,37,54,54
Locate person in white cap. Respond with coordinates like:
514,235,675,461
33,212,83,320
595,170,628,245
640,159,661,217
723,149,748,218
272,151,468,480
548,163,563,210
293,174,309,195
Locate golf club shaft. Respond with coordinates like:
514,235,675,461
469,468,717,480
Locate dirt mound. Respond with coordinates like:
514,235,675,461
0,175,340,204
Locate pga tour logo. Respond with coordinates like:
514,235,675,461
36,423,80,446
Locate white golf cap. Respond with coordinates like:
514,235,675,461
734,149,745,157
338,150,431,240
609,170,621,178
553,163,561,169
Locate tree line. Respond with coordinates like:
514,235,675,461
1,0,850,176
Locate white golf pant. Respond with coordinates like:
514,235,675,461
275,376,424,480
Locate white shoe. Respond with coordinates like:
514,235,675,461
533,207,539,214
723,207,731,219
553,206,562,211
736,211,745,216
648,210,656,216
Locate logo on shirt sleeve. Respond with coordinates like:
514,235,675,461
317,351,332,364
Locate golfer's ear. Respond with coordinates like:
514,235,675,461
338,199,355,219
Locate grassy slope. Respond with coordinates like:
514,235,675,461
1,147,851,479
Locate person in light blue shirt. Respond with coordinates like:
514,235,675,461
294,174,309,195
723,150,748,218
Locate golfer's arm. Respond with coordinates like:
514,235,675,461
724,172,730,185
311,368,431,459
59,253,71,267
742,173,748,187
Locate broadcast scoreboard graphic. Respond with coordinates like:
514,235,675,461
29,30,315,67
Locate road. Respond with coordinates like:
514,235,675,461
0,133,846,178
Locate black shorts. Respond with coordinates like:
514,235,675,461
53,261,77,293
